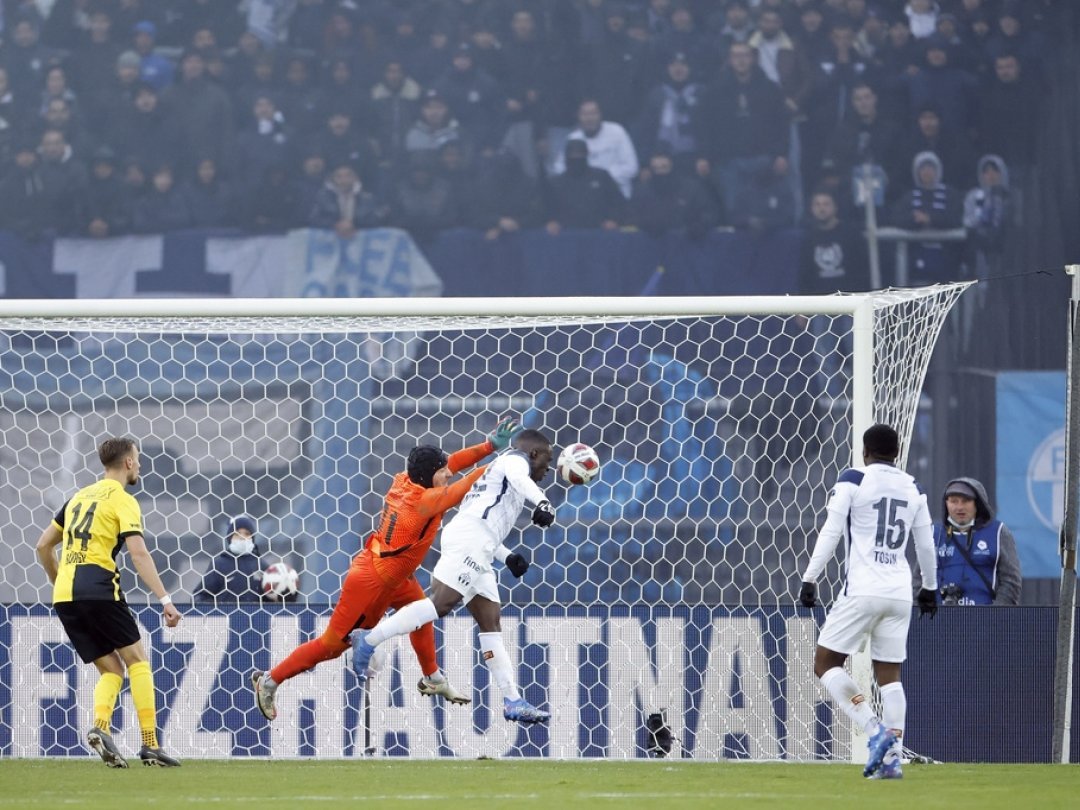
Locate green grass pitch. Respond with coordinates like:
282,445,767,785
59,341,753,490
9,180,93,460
0,760,1072,809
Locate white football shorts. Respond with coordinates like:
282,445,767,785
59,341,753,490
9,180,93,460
431,517,501,604
816,594,912,663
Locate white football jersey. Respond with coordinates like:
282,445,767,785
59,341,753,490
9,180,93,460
803,462,936,600
448,450,547,550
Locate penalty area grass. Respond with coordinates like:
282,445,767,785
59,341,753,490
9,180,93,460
0,760,1069,810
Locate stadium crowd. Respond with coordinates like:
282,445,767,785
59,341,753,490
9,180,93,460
0,0,1048,279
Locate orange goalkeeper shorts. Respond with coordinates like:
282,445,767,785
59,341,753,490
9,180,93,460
325,558,427,645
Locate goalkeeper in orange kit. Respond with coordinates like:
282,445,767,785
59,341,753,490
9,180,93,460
251,419,522,720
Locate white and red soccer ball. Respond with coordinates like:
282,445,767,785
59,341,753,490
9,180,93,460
262,561,299,600
557,442,601,486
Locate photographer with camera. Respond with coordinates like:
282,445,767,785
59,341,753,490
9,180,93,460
932,478,1021,606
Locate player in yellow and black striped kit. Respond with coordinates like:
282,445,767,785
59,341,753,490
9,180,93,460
35,437,182,768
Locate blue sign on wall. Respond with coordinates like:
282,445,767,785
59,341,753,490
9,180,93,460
996,371,1066,577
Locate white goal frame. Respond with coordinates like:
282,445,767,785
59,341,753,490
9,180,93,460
0,288,968,762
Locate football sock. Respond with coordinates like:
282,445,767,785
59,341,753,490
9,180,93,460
410,620,439,678
270,637,341,684
819,667,879,735
879,681,906,737
127,661,159,749
92,672,123,733
479,631,520,702
365,599,438,645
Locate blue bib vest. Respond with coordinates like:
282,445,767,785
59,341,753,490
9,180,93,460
932,521,1002,605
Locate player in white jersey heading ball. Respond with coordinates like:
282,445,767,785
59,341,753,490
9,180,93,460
352,428,556,724
798,424,939,779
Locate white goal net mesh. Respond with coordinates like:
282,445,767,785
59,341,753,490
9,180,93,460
0,286,966,760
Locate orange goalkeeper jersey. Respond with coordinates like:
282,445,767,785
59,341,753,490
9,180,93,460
361,440,493,585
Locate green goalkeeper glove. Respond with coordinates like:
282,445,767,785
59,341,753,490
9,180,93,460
488,418,523,451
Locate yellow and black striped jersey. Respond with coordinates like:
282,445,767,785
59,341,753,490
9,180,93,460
50,478,144,603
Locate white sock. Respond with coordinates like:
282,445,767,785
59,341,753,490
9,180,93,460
478,631,520,702
879,681,906,746
819,667,880,735
263,674,277,690
365,599,438,646
423,669,445,684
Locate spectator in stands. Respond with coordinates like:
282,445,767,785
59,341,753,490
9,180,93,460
854,6,890,63
371,59,422,172
67,6,123,99
798,187,871,293
245,164,300,233
167,0,242,50
822,82,897,214
233,93,291,199
0,68,17,174
545,137,624,234
232,52,278,118
161,50,234,177
39,65,78,119
131,20,175,92
132,163,191,233
887,151,963,285
896,105,974,198
803,20,874,185
712,0,755,61
553,99,639,200
312,56,369,127
0,141,51,239
932,12,979,73
877,15,922,94
312,107,381,190
463,147,539,240
109,83,179,175
904,35,977,137
224,30,266,92
983,0,1044,82
182,157,235,229
39,97,93,164
288,0,332,54
389,150,457,242
696,41,789,223
792,2,832,64
120,157,148,210
905,0,940,40
633,51,702,174
195,515,265,603
276,55,320,138
295,148,328,224
3,15,63,99
583,4,650,136
411,25,454,88
963,154,1012,261
405,89,467,158
629,145,719,238
931,478,1021,606
656,4,708,76
84,146,131,238
40,0,94,50
310,162,385,238
86,50,142,138
432,43,505,150
38,127,87,236
748,7,810,108
977,53,1039,174
111,0,162,43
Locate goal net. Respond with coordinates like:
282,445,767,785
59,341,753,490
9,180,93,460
0,287,967,760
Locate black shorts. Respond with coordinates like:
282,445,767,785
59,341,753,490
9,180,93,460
55,600,143,663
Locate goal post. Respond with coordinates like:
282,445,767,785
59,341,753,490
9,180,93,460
0,286,968,760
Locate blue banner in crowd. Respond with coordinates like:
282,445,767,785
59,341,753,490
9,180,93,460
0,229,443,300
996,371,1066,577
0,228,800,300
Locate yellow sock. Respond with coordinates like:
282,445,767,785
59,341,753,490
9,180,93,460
92,672,123,733
127,660,159,749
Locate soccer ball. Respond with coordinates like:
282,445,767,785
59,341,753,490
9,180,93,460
557,442,600,485
262,561,299,600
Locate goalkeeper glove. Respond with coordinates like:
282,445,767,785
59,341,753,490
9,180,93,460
488,418,523,451
531,500,555,528
506,552,530,578
798,581,817,608
917,587,938,619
